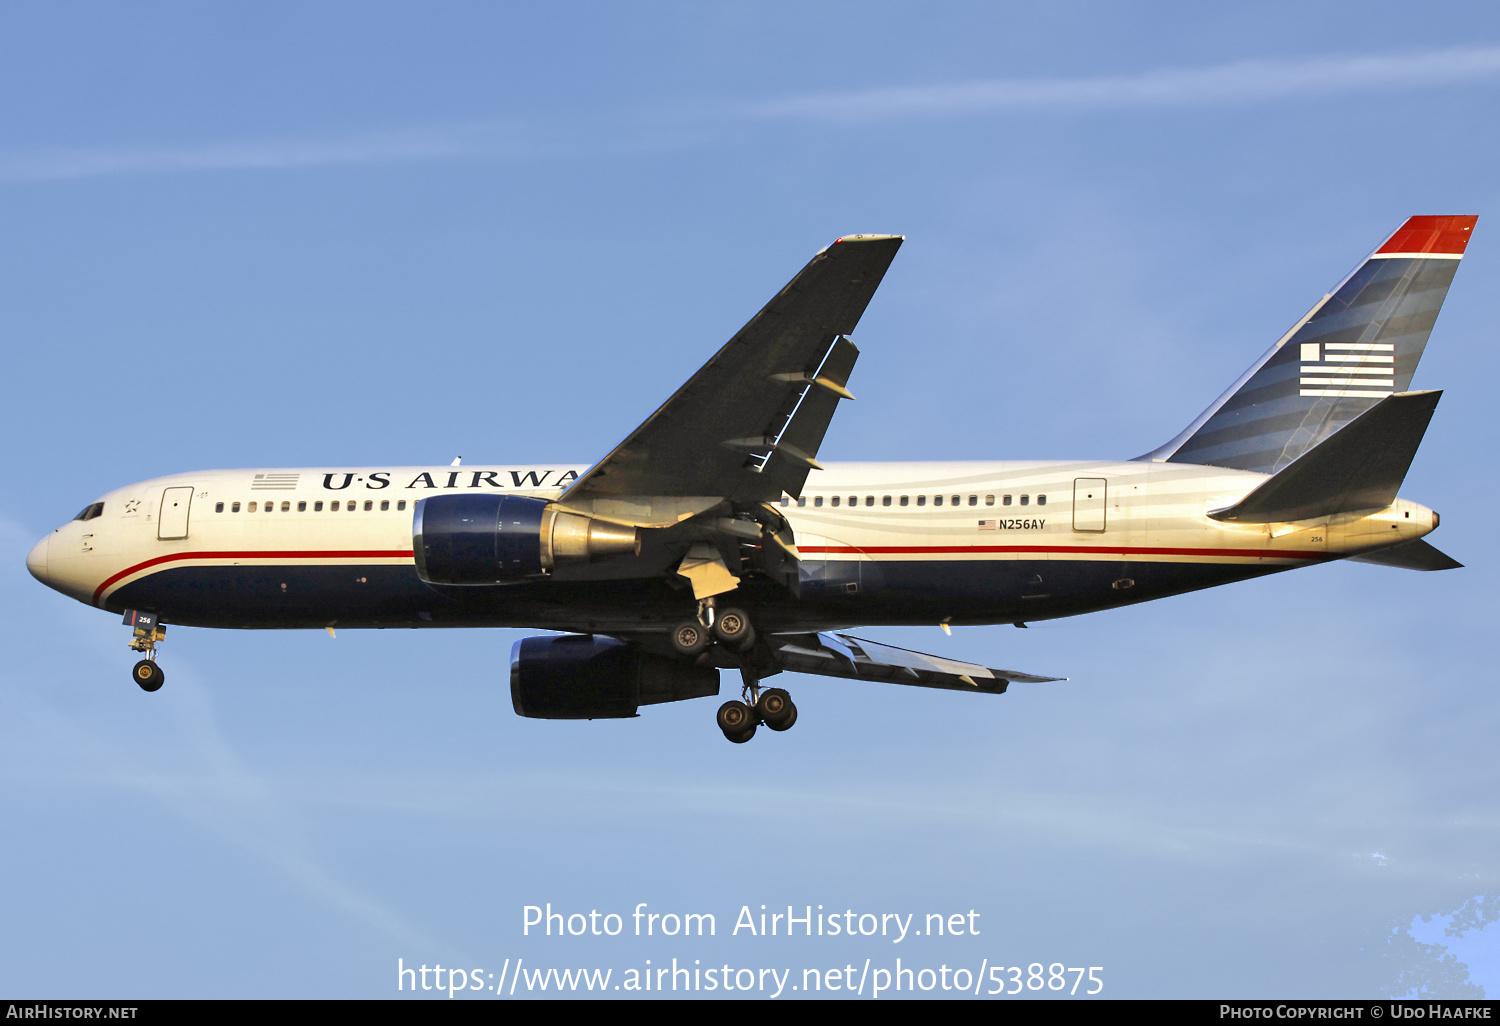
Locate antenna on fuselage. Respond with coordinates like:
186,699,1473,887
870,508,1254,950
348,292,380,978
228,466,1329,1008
450,456,462,466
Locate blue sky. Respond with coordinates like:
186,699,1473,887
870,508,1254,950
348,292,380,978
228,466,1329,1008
4,2,1500,998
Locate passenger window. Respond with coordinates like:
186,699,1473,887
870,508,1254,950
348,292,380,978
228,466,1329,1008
297,501,307,512
797,497,806,507
951,495,960,506
917,495,926,506
1003,495,1012,506
215,502,224,513
865,496,874,507
781,497,790,507
380,500,389,511
364,500,373,511
281,501,291,512
934,495,943,507
1038,495,1047,506
265,502,273,513
882,496,891,507
1020,495,1030,506
847,496,856,507
314,501,323,511
814,496,823,507
231,502,241,513
248,502,258,513
985,495,995,506
331,501,339,511
397,500,406,511
968,495,978,506
899,496,908,506
831,496,840,507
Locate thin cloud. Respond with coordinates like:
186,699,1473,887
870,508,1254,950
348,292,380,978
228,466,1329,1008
4,46,1500,182
0,123,530,182
742,45,1500,121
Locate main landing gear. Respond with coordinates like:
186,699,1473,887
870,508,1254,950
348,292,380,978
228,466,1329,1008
123,609,165,692
670,598,757,657
716,687,798,744
672,599,798,744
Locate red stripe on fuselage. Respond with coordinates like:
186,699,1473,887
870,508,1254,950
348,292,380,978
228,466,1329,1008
93,544,1323,606
92,549,415,604
799,544,1325,559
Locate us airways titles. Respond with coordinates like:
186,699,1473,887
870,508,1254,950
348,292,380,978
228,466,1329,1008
318,468,582,491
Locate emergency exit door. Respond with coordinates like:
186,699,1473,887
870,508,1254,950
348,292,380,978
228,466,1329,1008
1073,478,1107,532
158,487,194,540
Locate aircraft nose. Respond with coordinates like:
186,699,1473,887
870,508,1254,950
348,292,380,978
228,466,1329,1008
26,534,49,582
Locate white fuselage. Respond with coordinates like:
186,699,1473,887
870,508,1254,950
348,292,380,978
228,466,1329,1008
27,460,1437,632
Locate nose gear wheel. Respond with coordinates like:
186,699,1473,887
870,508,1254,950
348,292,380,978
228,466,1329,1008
132,659,164,692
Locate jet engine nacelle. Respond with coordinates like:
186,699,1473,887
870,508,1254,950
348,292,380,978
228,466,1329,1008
413,494,640,585
510,634,720,719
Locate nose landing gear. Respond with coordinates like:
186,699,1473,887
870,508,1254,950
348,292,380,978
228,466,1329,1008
124,609,166,692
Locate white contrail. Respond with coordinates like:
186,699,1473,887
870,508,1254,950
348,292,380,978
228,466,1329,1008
0,123,528,182
742,45,1500,121
3,46,1498,181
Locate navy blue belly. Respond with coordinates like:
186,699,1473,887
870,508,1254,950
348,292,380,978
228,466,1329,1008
106,557,1302,631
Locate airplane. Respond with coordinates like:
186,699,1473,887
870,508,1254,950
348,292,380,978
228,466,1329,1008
26,215,1472,743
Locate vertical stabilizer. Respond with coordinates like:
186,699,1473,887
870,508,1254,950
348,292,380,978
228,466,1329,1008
1141,216,1475,473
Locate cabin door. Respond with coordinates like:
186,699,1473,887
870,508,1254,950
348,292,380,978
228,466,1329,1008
158,486,194,540
1073,478,1107,533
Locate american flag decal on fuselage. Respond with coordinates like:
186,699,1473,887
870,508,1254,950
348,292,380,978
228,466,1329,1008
251,473,301,490
1298,341,1395,398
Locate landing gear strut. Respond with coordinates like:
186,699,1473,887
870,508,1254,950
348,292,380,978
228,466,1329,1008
124,609,166,692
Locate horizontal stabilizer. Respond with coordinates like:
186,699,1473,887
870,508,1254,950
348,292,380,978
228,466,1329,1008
1210,390,1440,523
1346,538,1463,571
769,631,1063,694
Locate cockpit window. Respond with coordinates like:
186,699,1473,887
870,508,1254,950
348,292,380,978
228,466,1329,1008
73,502,104,522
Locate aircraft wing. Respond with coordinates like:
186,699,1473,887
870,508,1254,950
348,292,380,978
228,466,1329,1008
560,235,903,507
767,631,1065,694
